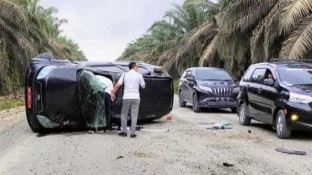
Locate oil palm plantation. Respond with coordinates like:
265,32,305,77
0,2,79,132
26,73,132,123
120,0,220,76
121,0,312,79
0,0,85,94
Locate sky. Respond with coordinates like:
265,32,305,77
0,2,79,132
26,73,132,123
39,0,184,61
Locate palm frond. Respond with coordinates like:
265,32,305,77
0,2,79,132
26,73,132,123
281,0,312,34
219,0,277,34
280,15,312,59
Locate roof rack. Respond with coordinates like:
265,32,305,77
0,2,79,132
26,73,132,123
268,58,312,63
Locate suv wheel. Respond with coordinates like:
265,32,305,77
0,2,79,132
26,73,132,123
192,93,201,112
239,103,251,125
276,110,291,139
178,91,186,107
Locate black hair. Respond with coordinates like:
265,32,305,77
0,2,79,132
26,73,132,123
129,62,137,70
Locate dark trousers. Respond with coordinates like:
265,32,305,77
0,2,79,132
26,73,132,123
104,93,112,129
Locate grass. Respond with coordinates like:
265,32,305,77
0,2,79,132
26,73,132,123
173,80,179,94
0,96,24,111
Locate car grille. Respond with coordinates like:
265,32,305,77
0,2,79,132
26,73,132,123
212,88,233,97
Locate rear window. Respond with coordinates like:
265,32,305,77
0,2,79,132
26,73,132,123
37,66,57,79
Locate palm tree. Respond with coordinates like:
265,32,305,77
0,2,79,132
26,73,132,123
122,0,312,79
0,0,86,94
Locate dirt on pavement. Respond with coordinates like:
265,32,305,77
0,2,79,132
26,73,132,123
0,107,24,133
0,98,312,175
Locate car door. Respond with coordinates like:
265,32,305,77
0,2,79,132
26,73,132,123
257,68,279,124
179,70,189,102
183,70,194,102
247,68,267,121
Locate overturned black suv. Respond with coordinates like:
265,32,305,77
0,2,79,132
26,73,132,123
238,59,312,139
25,54,173,133
178,67,239,112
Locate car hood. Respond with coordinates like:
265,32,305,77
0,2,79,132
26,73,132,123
197,80,237,88
292,84,312,95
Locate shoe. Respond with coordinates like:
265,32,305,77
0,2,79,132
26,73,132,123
88,130,95,134
118,132,127,137
130,134,136,138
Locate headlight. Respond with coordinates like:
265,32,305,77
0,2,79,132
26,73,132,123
289,92,312,104
196,85,213,93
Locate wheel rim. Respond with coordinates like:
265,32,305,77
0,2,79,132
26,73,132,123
277,114,283,134
239,105,245,122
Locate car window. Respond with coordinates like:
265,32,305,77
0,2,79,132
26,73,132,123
181,71,186,78
185,71,192,78
250,68,266,84
242,67,254,82
264,69,274,80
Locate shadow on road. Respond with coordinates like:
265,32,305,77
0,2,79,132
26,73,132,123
184,106,234,114
35,119,166,138
249,123,312,140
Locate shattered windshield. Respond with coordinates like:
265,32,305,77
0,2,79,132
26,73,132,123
196,69,232,81
279,66,312,85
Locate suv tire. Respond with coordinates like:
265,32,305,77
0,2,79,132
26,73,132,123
178,91,186,107
192,93,201,112
276,110,291,139
239,103,251,125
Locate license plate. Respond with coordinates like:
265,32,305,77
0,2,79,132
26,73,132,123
218,97,229,101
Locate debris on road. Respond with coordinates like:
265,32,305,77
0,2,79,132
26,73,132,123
223,162,234,167
248,130,252,133
275,147,307,156
166,114,173,121
207,122,233,130
116,156,124,159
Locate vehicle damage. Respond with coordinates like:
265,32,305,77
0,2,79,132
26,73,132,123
25,54,174,132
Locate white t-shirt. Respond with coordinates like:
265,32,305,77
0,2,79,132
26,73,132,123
96,75,113,95
117,70,145,100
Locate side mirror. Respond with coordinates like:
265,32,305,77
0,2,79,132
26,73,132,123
264,78,275,86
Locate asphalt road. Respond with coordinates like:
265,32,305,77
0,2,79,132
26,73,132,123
1,99,312,175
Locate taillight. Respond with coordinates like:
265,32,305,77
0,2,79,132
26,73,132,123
27,87,32,109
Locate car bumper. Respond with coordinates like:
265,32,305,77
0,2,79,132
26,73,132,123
197,92,237,108
285,102,312,129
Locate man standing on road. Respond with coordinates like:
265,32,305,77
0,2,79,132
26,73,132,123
111,62,145,138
